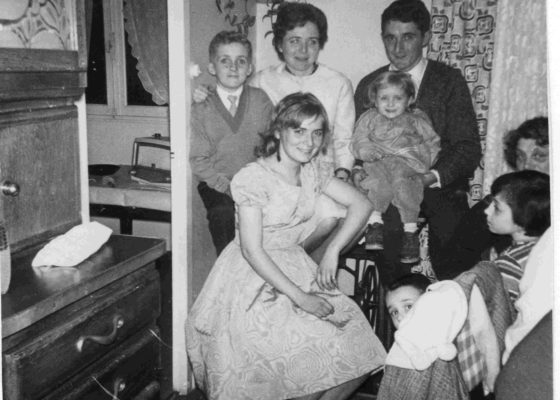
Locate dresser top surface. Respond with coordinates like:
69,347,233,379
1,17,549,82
2,234,166,338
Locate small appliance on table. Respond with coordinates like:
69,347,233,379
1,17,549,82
88,133,172,234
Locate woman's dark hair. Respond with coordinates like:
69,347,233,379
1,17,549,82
255,92,329,159
386,273,431,295
503,117,548,170
381,0,431,35
272,2,328,61
490,170,550,237
366,70,416,109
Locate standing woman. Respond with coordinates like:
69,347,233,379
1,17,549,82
252,2,358,255
252,2,355,183
186,93,386,400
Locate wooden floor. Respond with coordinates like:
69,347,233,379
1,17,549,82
171,372,382,400
173,389,377,400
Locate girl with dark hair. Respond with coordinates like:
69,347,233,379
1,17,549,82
186,93,386,400
485,170,550,305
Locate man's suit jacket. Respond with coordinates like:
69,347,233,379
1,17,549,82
354,60,481,190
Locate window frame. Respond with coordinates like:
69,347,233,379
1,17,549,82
86,0,168,119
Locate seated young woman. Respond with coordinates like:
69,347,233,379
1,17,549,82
186,92,386,400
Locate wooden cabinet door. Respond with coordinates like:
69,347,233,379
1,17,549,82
0,107,81,252
0,0,87,252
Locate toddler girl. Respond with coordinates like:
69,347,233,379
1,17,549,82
351,71,440,263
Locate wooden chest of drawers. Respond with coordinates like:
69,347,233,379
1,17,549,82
2,235,166,400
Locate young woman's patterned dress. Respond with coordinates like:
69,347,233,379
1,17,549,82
186,159,386,400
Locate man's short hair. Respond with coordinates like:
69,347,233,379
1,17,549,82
382,0,431,34
209,30,252,61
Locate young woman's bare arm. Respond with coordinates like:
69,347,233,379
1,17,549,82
316,179,373,290
238,205,334,318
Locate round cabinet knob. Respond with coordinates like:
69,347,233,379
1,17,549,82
1,181,20,197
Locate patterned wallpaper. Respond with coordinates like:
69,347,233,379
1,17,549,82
0,0,75,50
428,0,498,204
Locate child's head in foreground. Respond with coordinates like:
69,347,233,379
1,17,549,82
208,31,253,91
367,71,415,119
485,170,550,241
386,273,431,329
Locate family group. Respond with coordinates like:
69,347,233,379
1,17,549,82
186,1,552,399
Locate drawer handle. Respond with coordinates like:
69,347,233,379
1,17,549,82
76,314,125,352
113,377,127,396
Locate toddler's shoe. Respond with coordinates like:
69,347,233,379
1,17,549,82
400,231,420,264
365,222,384,250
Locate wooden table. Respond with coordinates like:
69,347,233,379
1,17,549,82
89,165,171,234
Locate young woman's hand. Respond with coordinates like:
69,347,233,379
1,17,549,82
317,248,339,291
295,293,334,318
351,167,368,191
192,85,210,103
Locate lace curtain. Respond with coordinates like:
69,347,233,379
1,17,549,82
427,0,498,204
123,0,169,105
482,1,548,194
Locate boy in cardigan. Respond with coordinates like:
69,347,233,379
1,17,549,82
190,31,273,255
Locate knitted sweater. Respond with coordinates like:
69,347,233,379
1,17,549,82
189,85,273,193
251,63,355,172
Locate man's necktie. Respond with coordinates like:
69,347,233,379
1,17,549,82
227,95,237,116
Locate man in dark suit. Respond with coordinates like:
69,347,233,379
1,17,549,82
354,0,481,282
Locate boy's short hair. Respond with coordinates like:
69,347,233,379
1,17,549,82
382,0,431,35
272,2,328,61
503,117,549,170
255,92,329,158
367,70,416,109
386,273,431,295
209,30,252,61
490,170,550,237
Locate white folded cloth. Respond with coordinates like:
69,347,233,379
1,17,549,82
32,221,112,268
386,280,468,370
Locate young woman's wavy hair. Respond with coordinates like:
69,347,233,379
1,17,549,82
255,92,330,160
490,170,550,237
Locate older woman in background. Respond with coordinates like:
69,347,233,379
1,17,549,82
437,116,549,279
